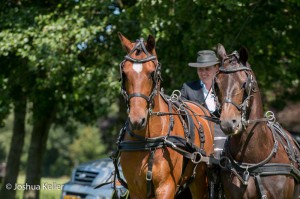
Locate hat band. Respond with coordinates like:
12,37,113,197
197,59,218,63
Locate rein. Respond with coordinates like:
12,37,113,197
149,90,221,124
151,111,220,124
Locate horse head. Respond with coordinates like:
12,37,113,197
118,33,161,131
214,44,256,135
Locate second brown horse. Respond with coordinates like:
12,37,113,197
214,44,300,199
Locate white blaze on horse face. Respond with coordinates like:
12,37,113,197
132,63,143,73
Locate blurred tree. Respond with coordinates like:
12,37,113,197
0,0,122,198
68,126,106,165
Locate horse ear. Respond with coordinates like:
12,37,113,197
239,46,248,66
118,32,133,53
146,35,156,53
217,43,227,60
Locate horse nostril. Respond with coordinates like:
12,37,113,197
140,118,146,126
220,119,236,134
129,117,147,130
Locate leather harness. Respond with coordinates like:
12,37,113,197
215,52,300,199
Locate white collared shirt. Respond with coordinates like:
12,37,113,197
200,81,216,112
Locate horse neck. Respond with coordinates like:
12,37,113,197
229,88,274,161
248,87,264,122
146,90,170,137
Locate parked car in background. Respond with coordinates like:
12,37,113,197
61,158,128,199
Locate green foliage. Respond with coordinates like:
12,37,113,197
0,0,122,126
116,0,300,105
0,114,106,177
68,126,106,166
43,124,106,177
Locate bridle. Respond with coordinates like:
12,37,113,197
213,51,256,129
119,38,162,112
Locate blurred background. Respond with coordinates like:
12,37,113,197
0,0,299,198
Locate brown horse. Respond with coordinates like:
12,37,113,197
115,33,215,199
214,44,300,199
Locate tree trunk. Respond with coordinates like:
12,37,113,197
0,98,27,199
23,101,56,199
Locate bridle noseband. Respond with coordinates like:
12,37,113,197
214,52,256,129
119,38,162,112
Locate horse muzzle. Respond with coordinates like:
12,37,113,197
220,119,243,135
128,112,148,131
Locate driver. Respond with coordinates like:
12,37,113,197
180,50,226,158
180,50,226,198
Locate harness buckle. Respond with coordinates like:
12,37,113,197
219,156,230,169
191,152,203,164
149,107,153,115
262,195,267,199
265,111,276,123
243,167,250,182
146,171,152,181
171,90,181,102
163,137,177,149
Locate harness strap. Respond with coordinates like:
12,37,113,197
118,139,165,151
151,110,220,124
146,149,155,198
128,93,150,103
172,100,195,142
106,128,129,191
125,55,156,63
177,99,209,148
225,134,278,172
175,164,197,198
273,123,297,162
118,135,207,159
228,163,300,179
167,98,174,136
254,175,268,199
251,163,300,181
111,152,128,190
160,93,191,141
